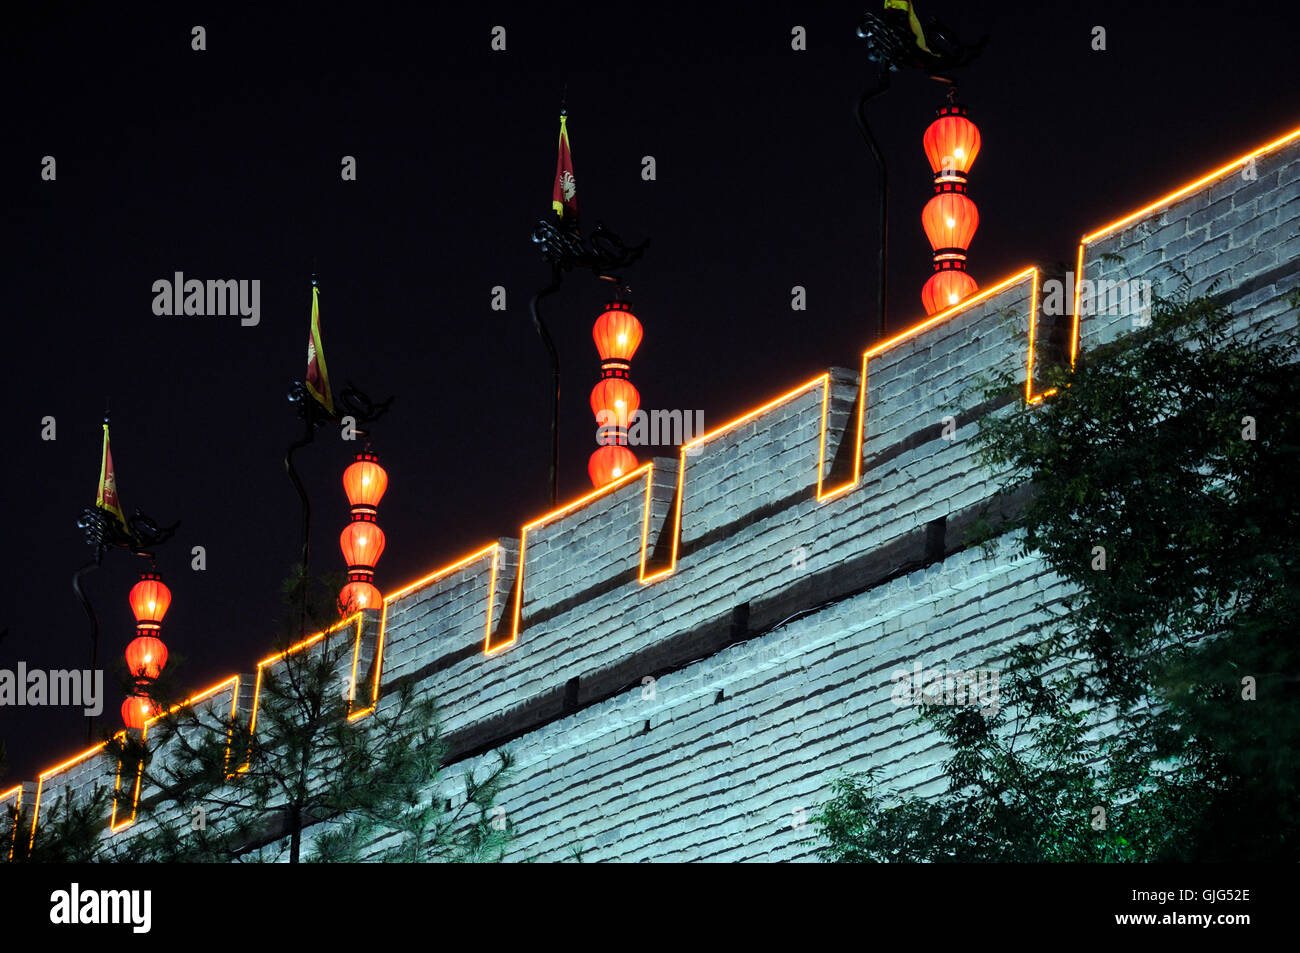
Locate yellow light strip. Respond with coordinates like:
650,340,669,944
866,268,1037,359
1081,125,1300,246
1070,124,1300,369
241,614,364,769
110,675,242,833
640,374,830,586
817,358,868,503
24,131,1298,806
30,741,108,849
1,785,20,861
497,463,654,654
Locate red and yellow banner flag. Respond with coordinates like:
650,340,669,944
552,114,578,223
96,423,127,529
305,284,334,415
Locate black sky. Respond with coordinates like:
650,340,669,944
3,0,1297,784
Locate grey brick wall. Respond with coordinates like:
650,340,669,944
17,131,1300,861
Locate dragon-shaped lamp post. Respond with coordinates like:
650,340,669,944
528,220,649,506
855,3,986,344
74,413,179,741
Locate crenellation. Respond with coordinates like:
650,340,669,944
16,127,1300,862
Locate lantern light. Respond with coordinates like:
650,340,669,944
589,377,641,431
592,303,643,363
921,269,980,316
121,695,158,730
125,635,168,680
338,580,383,614
343,452,388,510
922,103,981,176
128,572,171,628
339,520,387,569
589,296,645,487
920,96,981,315
589,445,638,488
339,447,388,616
921,191,980,253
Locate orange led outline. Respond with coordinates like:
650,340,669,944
498,463,655,654
110,675,241,833
348,542,502,712
25,136,1298,805
1070,125,1300,368
641,374,830,585
29,741,109,849
1,785,20,861
237,613,363,771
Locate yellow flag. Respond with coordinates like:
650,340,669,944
96,423,128,530
304,285,334,414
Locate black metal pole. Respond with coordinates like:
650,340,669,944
73,548,103,741
856,67,891,345
285,422,314,638
530,264,564,506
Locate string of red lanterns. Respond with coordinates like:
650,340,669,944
920,95,981,315
588,299,643,487
339,450,388,614
122,570,170,729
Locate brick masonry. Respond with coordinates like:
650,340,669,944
9,127,1300,862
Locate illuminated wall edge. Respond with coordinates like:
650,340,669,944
13,123,1298,847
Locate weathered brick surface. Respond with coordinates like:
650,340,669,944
1082,139,1300,352
20,132,1299,861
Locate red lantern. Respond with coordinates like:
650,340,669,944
589,377,640,431
588,445,638,487
592,303,643,363
923,104,981,175
339,520,386,569
128,573,171,629
922,269,979,315
922,192,979,253
121,695,159,730
343,452,388,510
125,635,168,680
338,580,382,614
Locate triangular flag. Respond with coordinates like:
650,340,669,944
96,423,128,531
305,284,334,415
552,114,578,223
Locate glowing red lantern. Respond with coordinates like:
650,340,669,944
128,572,171,629
919,94,984,315
592,303,643,362
338,580,382,614
343,452,388,510
125,635,168,680
121,695,159,730
922,104,981,175
922,192,979,253
340,520,386,569
338,445,389,616
589,445,638,487
589,377,641,431
922,269,979,315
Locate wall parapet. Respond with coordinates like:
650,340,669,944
7,124,1299,858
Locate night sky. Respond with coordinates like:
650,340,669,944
3,1,1295,784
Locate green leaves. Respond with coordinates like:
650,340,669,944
817,284,1300,861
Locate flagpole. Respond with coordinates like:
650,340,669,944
530,265,564,505
855,66,891,345
73,547,103,742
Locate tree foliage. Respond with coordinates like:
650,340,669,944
12,568,512,863
817,284,1300,861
